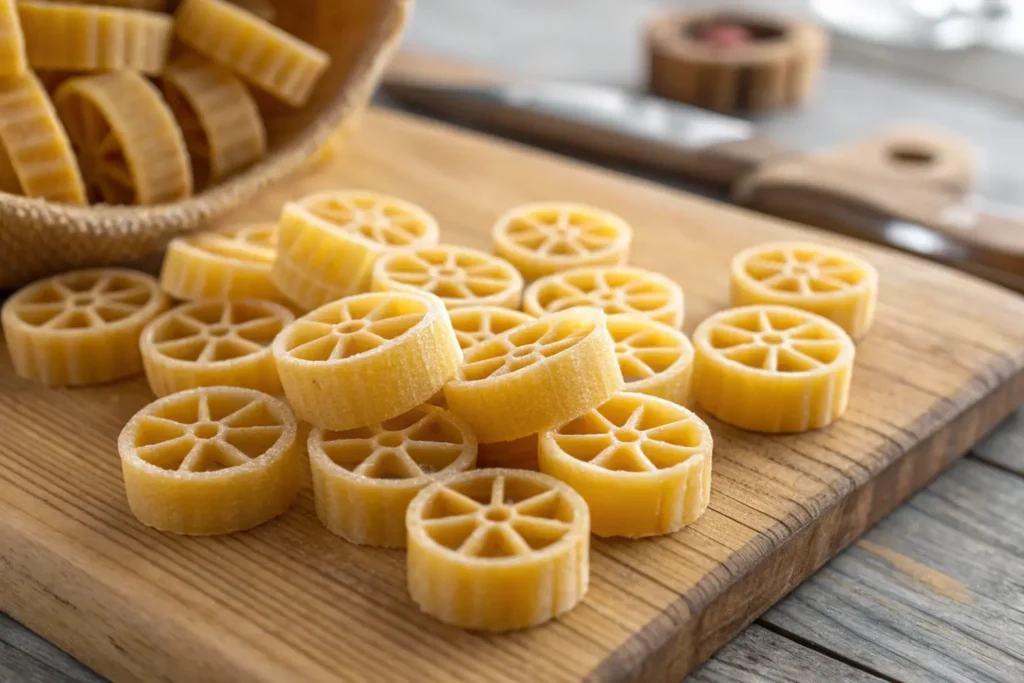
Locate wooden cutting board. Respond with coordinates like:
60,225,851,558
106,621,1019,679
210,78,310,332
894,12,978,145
2,108,1023,683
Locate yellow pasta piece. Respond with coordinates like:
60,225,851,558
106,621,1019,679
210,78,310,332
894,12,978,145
2,268,167,386
160,222,286,303
175,0,329,107
118,386,302,535
273,191,440,310
493,202,633,280
55,71,192,205
141,298,294,397
609,314,694,406
443,308,623,443
18,1,172,74
0,0,26,77
539,392,712,538
730,241,879,340
163,54,266,189
61,1,168,9
309,404,477,547
273,292,462,430
692,305,855,433
448,306,534,351
523,266,685,328
406,468,590,631
0,70,86,204
372,245,524,310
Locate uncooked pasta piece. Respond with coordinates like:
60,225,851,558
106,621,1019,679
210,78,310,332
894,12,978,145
163,53,266,188
539,392,712,537
0,70,86,204
18,1,173,74
372,245,524,310
0,0,26,77
118,386,302,535
523,266,685,328
443,308,623,443
273,292,462,430
160,222,285,303
691,304,855,432
492,202,633,280
55,71,192,205
141,298,294,397
608,314,694,406
308,404,477,547
273,191,440,310
406,468,590,631
1,269,167,386
175,0,329,106
730,241,879,340
447,306,534,351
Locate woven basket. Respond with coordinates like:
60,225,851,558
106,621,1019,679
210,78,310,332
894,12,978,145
0,0,411,290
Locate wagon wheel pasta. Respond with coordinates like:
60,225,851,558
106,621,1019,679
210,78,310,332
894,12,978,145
406,468,590,631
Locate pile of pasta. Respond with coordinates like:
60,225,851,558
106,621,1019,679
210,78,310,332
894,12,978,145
0,191,879,632
0,0,329,206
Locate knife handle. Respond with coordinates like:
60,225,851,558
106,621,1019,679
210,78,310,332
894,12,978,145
383,51,785,187
735,159,1024,292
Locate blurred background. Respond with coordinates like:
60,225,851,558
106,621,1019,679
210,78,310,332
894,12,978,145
397,0,1024,203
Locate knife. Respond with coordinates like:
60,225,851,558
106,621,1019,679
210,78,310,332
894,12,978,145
382,52,1024,292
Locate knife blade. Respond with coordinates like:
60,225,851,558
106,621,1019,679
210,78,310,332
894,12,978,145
382,53,1024,292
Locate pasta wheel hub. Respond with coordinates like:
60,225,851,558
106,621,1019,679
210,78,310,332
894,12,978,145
406,469,590,631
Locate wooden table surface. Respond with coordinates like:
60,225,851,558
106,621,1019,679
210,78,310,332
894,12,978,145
4,2,1024,681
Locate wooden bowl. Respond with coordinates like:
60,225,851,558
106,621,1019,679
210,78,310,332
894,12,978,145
0,0,411,290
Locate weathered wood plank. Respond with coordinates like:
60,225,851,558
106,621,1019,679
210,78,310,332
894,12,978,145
972,407,1024,476
762,458,1024,683
0,614,100,683
685,625,885,683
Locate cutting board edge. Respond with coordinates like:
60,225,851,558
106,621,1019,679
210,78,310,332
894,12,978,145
588,364,1024,682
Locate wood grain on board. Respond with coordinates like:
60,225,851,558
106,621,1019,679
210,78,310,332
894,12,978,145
1,108,1024,683
762,458,1024,683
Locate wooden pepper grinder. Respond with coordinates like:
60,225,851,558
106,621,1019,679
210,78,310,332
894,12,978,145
647,9,829,114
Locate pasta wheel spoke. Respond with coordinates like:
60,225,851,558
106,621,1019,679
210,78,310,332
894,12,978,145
692,304,856,432
540,393,713,537
407,469,589,631
525,266,684,328
119,387,301,535
730,241,879,339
